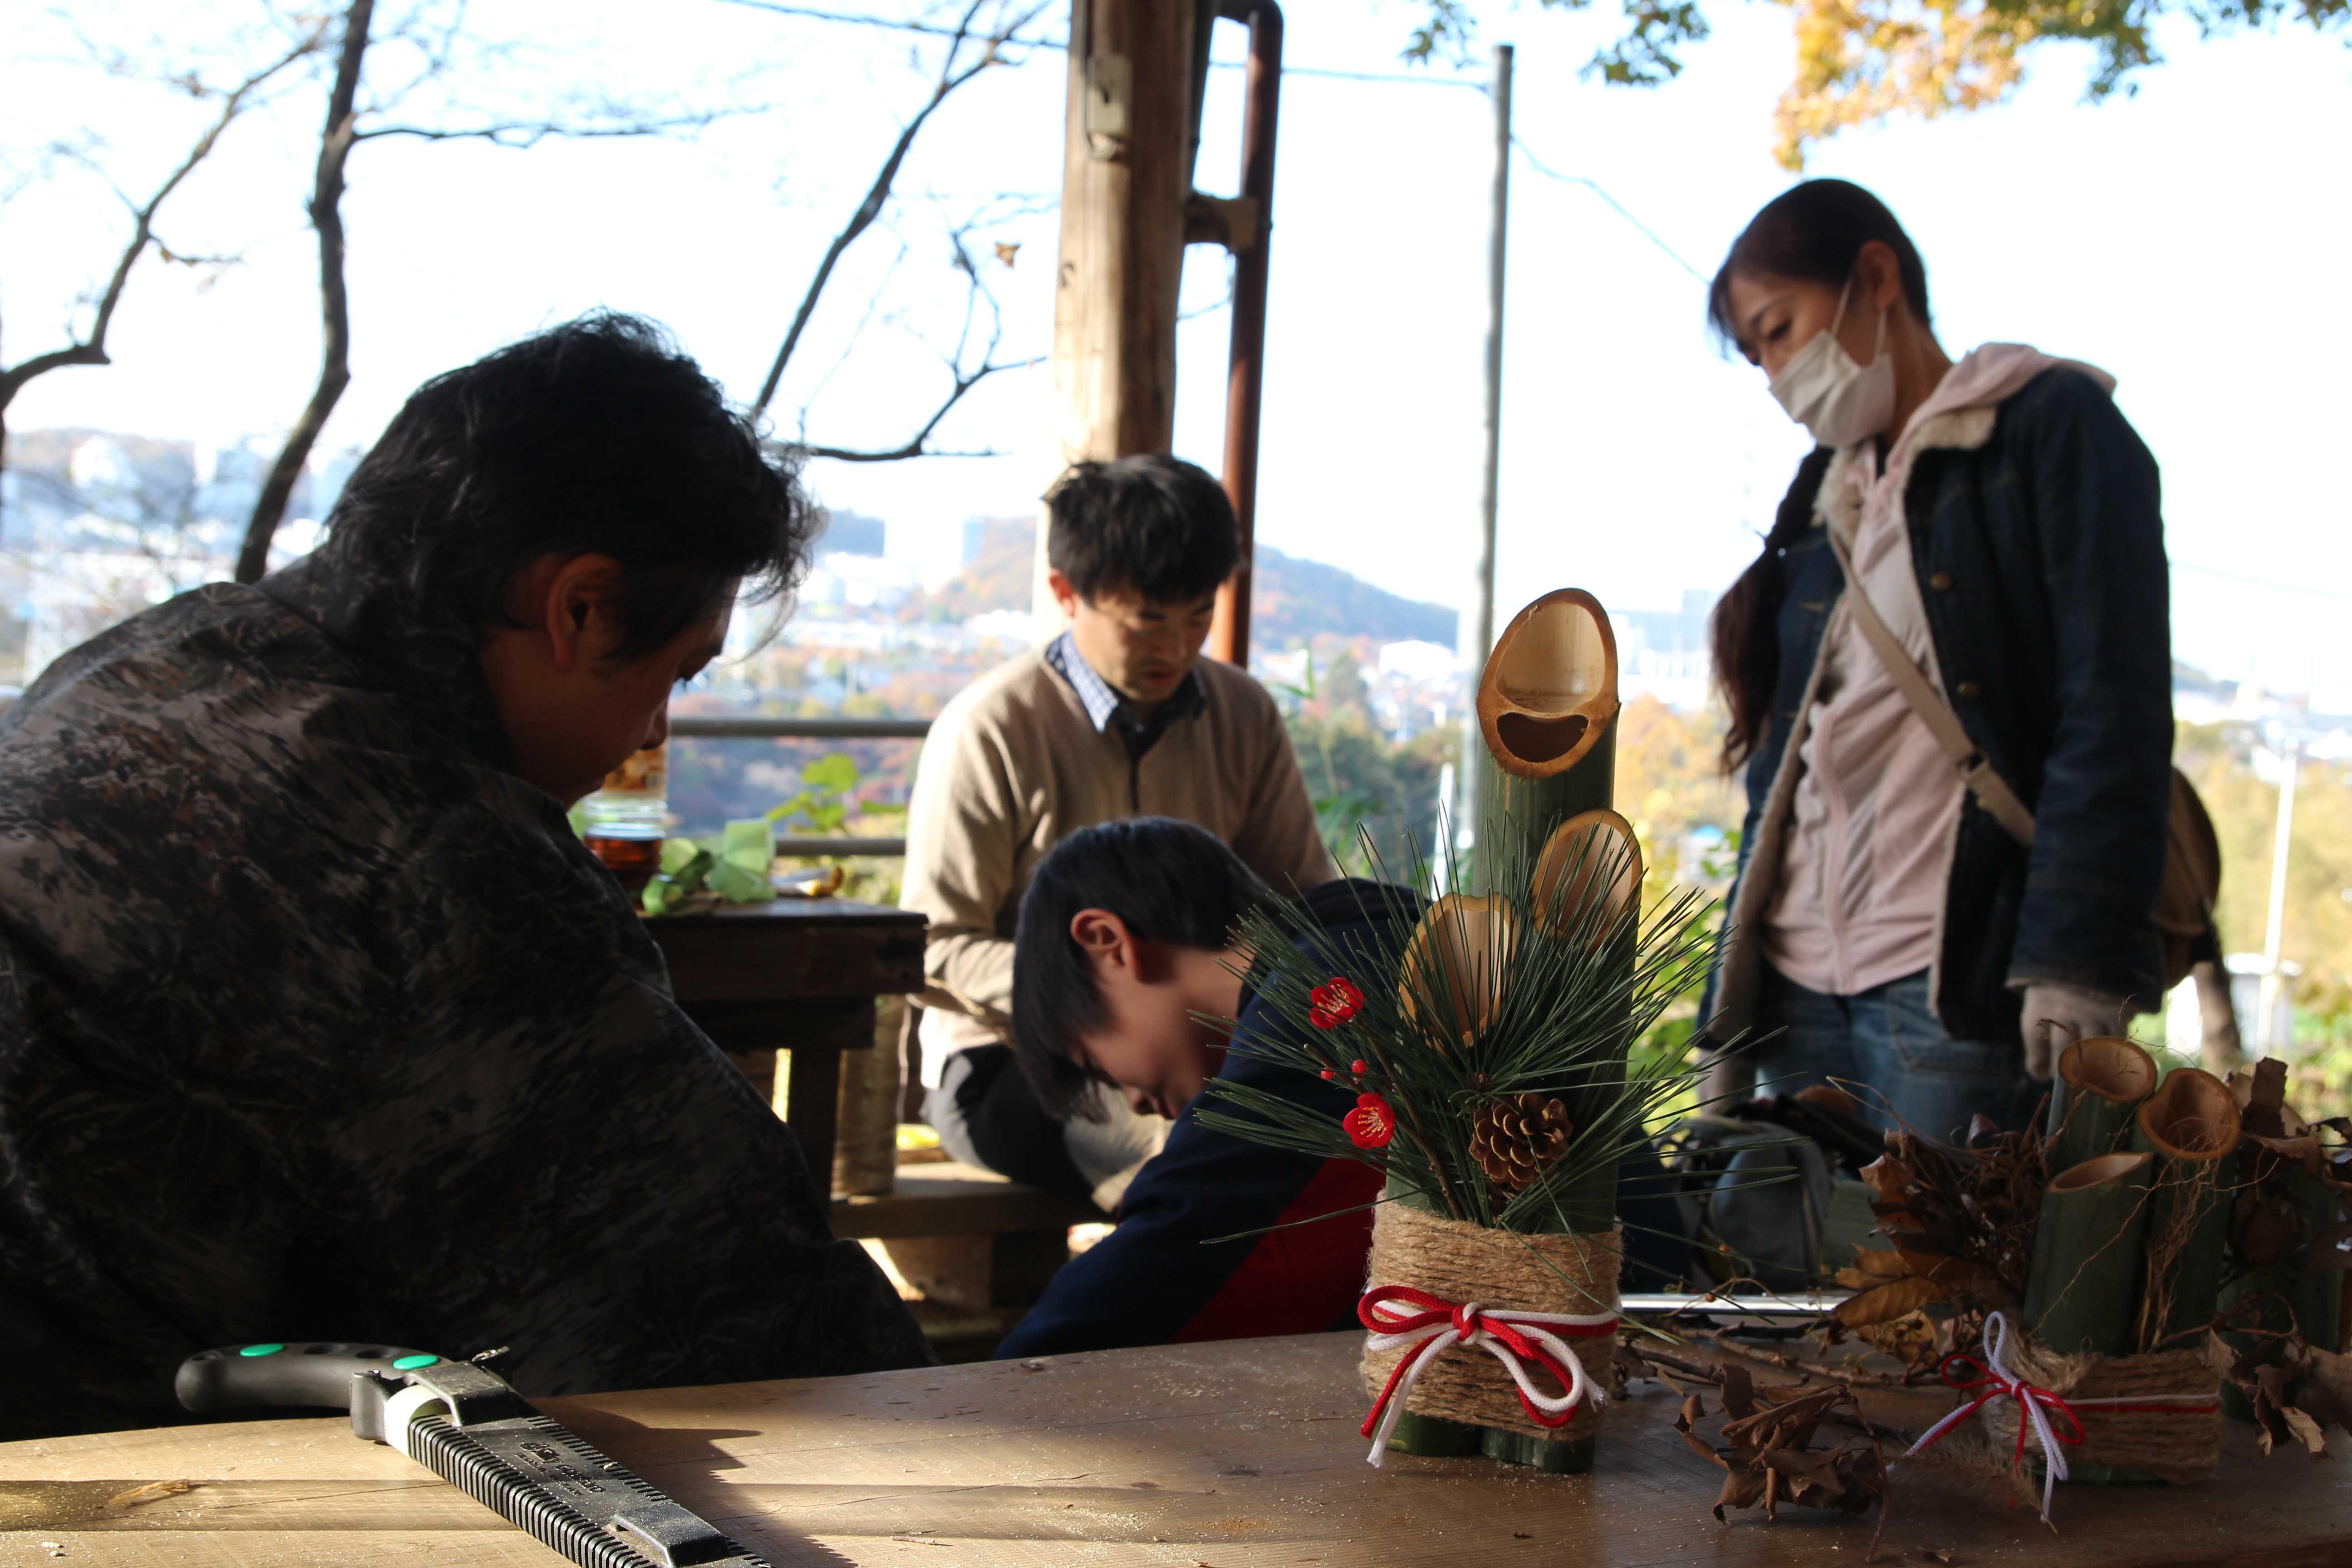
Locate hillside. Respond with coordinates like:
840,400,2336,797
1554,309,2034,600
1251,545,1456,651
907,515,1458,653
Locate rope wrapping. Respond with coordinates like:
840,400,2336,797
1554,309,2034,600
1357,1201,1622,1462
1898,1313,2223,1521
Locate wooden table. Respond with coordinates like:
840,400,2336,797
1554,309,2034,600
5,1333,2344,1567
645,898,925,1178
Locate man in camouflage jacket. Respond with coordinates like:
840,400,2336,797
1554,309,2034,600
0,316,928,1440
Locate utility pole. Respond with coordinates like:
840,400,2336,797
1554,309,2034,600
2258,734,2300,1052
1453,42,1512,882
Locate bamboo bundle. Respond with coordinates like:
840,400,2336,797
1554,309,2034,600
2043,1034,2157,1176
2025,1152,2154,1357
2132,1068,2240,1351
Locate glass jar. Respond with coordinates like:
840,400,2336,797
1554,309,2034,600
582,742,668,893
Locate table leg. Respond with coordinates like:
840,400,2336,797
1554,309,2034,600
784,1045,843,1186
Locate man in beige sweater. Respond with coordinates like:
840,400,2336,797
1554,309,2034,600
901,456,1333,1206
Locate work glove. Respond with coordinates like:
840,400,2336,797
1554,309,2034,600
2017,981,2129,1082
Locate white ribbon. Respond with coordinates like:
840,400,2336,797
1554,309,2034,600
1897,1310,2220,1524
1361,1297,1616,1468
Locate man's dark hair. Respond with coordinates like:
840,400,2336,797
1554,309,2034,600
328,311,812,661
1012,817,1270,1120
1044,455,1239,606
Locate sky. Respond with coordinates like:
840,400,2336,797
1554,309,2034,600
5,0,2349,699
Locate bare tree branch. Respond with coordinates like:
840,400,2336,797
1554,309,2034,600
797,209,1043,463
751,0,1052,415
0,26,326,472
235,0,374,585
353,106,745,147
802,351,1042,462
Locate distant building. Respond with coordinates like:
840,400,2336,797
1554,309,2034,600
1612,588,1715,711
0,428,354,686
815,509,887,558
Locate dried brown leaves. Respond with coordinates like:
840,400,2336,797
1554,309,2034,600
1820,1115,2054,1371
2209,1327,2352,1460
1672,1363,1887,1526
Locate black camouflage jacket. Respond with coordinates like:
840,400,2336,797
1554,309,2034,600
0,526,927,1440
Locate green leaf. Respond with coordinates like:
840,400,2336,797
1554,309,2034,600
721,818,773,872
802,753,859,795
708,859,774,904
660,837,703,876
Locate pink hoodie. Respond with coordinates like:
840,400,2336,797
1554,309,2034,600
1758,345,2117,999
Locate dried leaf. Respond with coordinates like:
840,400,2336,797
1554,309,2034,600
1673,1367,1886,1527
1837,1274,1945,1328
1852,1246,1912,1279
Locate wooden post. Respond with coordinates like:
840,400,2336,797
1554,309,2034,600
1049,0,1196,466
1030,0,1198,636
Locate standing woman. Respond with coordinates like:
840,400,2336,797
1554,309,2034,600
1698,180,2172,1139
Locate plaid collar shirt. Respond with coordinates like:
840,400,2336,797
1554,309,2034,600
1044,630,1206,760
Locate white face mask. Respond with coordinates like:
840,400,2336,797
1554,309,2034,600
1768,276,1894,449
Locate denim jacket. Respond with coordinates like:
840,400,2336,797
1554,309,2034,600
1706,367,2172,1046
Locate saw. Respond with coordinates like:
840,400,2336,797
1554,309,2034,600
176,1340,766,1567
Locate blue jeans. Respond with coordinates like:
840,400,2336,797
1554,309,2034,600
1752,965,2039,1142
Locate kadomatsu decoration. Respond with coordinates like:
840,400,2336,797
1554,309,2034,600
1198,589,1718,1475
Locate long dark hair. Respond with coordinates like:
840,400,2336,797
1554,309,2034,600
1706,181,1933,771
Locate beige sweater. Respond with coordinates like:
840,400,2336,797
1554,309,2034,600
900,646,1334,1081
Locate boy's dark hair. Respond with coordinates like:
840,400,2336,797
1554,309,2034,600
328,311,812,661
1044,455,1239,606
1012,817,1270,1120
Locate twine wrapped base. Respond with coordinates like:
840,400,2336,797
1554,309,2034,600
1981,1337,2222,1485
1359,1201,1621,1447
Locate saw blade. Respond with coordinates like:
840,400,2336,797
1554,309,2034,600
406,1408,769,1568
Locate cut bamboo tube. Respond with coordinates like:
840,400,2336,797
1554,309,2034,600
1473,590,1619,890
1398,893,1521,1047
2025,1151,2154,1357
2044,1034,2158,1176
1530,808,1641,946
2132,1068,2240,1349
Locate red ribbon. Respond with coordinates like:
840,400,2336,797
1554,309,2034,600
1897,1311,2223,1523
1357,1284,1617,1450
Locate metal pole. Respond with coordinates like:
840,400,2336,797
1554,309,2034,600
1207,0,1283,667
1454,43,1511,882
2258,735,2299,1050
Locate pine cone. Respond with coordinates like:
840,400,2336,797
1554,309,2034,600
1470,1094,1573,1192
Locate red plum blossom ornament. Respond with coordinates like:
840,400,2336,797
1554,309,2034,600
1309,977,1365,1029
1345,1092,1397,1149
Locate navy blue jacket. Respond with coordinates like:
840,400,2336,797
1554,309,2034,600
996,880,1419,1357
1716,368,2171,1043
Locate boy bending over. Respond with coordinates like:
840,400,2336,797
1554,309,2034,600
994,818,1415,1356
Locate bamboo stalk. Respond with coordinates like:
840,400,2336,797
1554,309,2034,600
2282,1163,2347,1356
2132,1068,2240,1350
1473,590,1622,1234
2044,1034,2157,1176
2025,1151,2154,1357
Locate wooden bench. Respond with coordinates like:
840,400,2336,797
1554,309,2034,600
835,1160,1106,1359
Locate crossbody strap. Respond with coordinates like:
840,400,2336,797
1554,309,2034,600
1826,529,2038,848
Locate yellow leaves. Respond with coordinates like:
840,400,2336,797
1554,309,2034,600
1773,0,2040,169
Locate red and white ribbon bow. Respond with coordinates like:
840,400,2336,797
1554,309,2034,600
1898,1310,2221,1524
1357,1284,1617,1467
